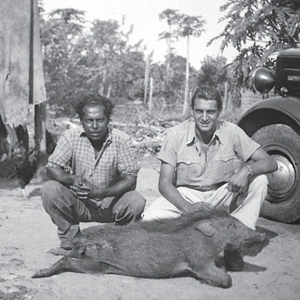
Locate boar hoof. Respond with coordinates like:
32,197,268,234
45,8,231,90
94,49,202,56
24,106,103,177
224,250,244,271
225,258,244,271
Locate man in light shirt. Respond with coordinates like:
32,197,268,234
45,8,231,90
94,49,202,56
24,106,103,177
143,86,277,270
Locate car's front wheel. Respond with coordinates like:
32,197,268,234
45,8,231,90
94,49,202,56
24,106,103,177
251,124,300,223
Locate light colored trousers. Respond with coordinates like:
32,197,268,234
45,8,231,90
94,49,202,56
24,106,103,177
143,175,268,229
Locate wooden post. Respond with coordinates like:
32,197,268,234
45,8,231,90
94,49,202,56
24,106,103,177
34,102,47,162
31,0,47,179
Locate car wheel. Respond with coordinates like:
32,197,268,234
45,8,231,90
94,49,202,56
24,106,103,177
251,124,300,223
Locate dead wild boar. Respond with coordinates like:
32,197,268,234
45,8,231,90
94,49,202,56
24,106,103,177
32,205,265,288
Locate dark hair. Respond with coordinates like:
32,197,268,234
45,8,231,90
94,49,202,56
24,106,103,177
191,86,223,110
74,94,115,120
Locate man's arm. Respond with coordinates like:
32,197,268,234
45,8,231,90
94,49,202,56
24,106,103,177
70,175,137,201
228,147,278,194
158,162,195,214
46,167,78,188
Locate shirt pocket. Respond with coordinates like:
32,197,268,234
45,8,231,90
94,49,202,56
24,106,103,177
212,151,241,180
177,151,204,181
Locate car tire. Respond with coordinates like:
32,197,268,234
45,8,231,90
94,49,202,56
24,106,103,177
251,124,300,223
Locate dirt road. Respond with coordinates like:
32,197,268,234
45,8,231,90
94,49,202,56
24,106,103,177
0,156,300,300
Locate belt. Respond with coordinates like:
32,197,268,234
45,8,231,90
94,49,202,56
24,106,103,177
178,182,226,192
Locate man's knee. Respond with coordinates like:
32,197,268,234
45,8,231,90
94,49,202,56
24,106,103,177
142,196,181,221
113,191,146,224
250,174,268,191
124,190,146,216
41,180,67,208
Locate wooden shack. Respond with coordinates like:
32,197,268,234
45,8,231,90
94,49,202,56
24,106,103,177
0,0,46,176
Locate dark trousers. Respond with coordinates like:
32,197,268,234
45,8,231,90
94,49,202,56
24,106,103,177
41,180,146,242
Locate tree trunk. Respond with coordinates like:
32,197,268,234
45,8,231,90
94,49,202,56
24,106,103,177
107,84,112,98
148,77,154,112
144,55,150,105
182,35,190,117
223,81,228,113
99,68,106,95
166,24,172,80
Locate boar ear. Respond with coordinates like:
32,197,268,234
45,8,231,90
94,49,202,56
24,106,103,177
196,221,215,237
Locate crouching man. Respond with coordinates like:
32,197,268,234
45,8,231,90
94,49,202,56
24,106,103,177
42,94,146,250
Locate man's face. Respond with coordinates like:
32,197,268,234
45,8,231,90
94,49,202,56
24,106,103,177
192,98,220,134
81,105,109,142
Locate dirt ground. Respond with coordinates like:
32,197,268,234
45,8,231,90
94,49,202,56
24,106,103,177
0,156,300,300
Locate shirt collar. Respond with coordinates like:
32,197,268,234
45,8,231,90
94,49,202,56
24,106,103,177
186,120,223,145
79,125,113,143
187,120,196,145
214,121,224,144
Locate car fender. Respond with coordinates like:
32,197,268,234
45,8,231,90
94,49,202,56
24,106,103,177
238,96,300,137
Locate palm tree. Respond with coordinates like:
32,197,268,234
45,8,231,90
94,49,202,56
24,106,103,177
177,14,206,117
159,9,181,80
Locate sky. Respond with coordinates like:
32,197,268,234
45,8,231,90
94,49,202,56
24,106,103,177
42,0,238,69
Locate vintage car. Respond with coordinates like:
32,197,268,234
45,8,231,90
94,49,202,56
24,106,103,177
238,48,300,223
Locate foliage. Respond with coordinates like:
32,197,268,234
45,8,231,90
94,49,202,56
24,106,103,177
209,0,300,95
40,9,146,115
158,10,206,116
176,14,206,116
159,9,182,78
177,14,206,38
197,55,242,108
198,55,228,93
158,9,181,42
40,9,87,114
40,5,209,119
154,54,198,106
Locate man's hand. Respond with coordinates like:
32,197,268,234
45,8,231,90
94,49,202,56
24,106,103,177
70,177,107,201
181,202,213,215
70,176,90,200
227,167,251,195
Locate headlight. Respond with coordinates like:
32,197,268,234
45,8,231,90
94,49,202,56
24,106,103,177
251,67,275,94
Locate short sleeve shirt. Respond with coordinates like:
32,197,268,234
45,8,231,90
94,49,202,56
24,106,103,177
46,126,140,188
158,119,261,190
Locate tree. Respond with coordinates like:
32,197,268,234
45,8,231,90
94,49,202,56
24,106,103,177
40,8,86,113
177,14,206,117
147,54,198,113
198,55,228,93
86,19,145,99
197,55,240,111
209,0,300,97
41,10,146,114
159,9,181,79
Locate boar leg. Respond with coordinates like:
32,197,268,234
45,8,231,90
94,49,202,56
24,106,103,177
32,256,112,278
191,263,232,288
32,257,83,278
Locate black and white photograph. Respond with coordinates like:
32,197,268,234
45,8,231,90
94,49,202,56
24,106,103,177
0,0,300,299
